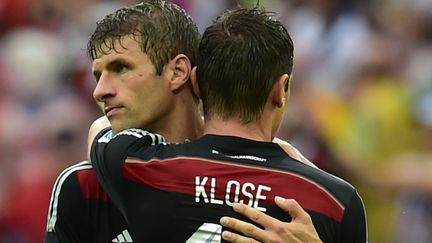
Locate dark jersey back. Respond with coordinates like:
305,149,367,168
45,161,132,243
91,129,368,243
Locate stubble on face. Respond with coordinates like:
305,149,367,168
92,35,168,133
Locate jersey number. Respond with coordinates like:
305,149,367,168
186,223,221,243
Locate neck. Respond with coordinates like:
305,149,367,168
203,115,273,142
153,94,203,143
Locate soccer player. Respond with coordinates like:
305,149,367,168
45,1,202,242
89,6,368,243
45,1,320,243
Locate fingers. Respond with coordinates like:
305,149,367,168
275,196,312,223
232,203,281,229
275,141,318,168
222,200,322,243
275,140,302,161
220,215,266,240
221,230,261,243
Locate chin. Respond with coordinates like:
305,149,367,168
109,121,126,134
112,120,142,134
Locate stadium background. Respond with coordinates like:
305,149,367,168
0,0,431,242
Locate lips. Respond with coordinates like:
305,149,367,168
104,105,123,117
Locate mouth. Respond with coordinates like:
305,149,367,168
104,105,123,117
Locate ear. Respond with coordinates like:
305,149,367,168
190,66,201,99
166,54,191,92
272,74,290,108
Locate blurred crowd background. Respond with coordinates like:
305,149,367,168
0,0,431,242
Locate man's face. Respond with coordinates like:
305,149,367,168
92,35,173,133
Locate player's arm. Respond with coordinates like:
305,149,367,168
45,161,92,243
220,196,323,243
88,117,166,214
88,116,166,175
340,191,368,243
87,116,111,161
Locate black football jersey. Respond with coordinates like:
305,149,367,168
45,161,133,243
91,129,368,243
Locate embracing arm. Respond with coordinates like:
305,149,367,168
87,116,111,162
220,196,323,243
273,137,318,169
219,139,322,243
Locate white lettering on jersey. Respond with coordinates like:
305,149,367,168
195,176,271,212
210,178,223,205
211,150,267,162
195,176,209,203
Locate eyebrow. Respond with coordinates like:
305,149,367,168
104,57,132,69
92,57,132,81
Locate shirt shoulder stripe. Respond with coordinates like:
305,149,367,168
114,128,167,145
124,156,346,222
76,169,111,201
46,161,93,232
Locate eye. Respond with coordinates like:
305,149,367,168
113,63,129,74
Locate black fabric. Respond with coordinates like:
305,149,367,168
91,130,368,243
44,161,130,243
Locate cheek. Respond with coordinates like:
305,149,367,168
131,79,168,111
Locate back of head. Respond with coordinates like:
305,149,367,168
87,0,200,75
197,7,294,123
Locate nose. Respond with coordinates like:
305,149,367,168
93,72,115,103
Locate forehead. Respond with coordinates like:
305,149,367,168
92,35,147,68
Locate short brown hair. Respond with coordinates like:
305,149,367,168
87,0,200,75
196,7,294,123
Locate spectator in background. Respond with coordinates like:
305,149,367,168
0,93,97,243
268,1,432,242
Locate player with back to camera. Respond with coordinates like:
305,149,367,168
88,5,368,243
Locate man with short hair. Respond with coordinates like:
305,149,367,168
89,6,368,243
45,1,202,242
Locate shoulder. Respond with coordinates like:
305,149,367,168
92,128,167,160
114,128,167,145
53,160,111,201
309,166,366,222
46,161,93,232
305,164,359,201
271,138,358,200
50,161,94,197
